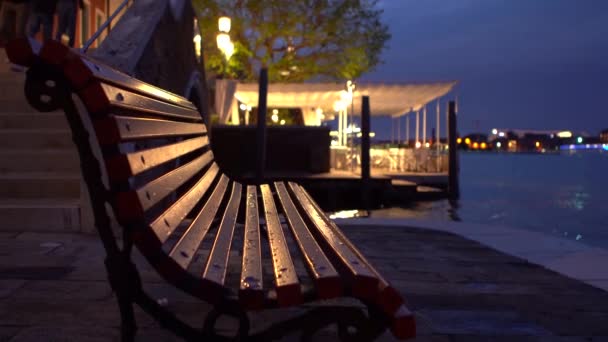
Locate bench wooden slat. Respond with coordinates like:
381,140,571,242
239,185,264,309
149,164,220,243
105,136,209,181
260,184,302,307
168,174,229,269
94,115,206,144
61,51,197,111
274,182,342,299
115,151,214,221
286,183,378,300
202,182,242,286
80,82,201,120
293,186,417,340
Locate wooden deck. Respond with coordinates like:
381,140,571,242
239,169,447,211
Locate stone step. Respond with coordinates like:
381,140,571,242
0,99,36,113
0,199,81,232
0,173,80,199
0,129,74,149
0,112,68,130
0,150,79,173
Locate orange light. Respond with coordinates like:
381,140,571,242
535,141,541,148
480,142,487,149
472,142,479,149
465,138,471,145
457,138,462,144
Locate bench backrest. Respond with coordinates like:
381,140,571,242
15,39,239,301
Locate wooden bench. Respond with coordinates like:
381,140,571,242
6,38,416,341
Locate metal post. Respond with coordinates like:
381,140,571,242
423,106,427,147
406,113,409,146
397,116,401,145
415,110,419,147
361,96,371,209
256,68,268,184
436,100,440,150
448,101,459,199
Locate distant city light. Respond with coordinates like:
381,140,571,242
480,142,487,149
457,138,462,144
496,142,502,148
425,142,430,148
239,103,247,111
464,138,471,145
535,141,541,148
498,132,505,137
557,131,572,138
577,137,583,144
271,113,279,123
280,119,286,125
415,141,422,148
492,129,498,135
472,142,479,149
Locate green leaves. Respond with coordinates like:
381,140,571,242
193,0,390,82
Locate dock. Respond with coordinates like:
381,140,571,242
239,169,448,211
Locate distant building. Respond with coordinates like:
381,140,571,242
601,129,608,143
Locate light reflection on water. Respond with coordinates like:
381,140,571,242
369,151,608,249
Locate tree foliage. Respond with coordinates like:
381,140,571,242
193,0,390,82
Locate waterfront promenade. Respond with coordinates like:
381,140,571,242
2,224,607,341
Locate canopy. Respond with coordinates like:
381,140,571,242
232,81,457,118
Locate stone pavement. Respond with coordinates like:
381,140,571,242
1,226,608,341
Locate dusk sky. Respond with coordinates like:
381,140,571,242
361,0,608,138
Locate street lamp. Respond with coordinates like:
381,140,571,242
216,16,234,60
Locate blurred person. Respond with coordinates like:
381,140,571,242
55,0,82,47
27,0,56,41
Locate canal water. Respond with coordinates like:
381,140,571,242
370,151,608,249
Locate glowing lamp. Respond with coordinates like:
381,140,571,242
481,142,487,149
218,16,231,33
492,129,498,135
465,138,471,145
472,142,479,149
457,138,462,144
577,137,583,144
535,141,541,148
415,141,422,148
496,142,502,148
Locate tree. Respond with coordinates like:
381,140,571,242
193,0,390,82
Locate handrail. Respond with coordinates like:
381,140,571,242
82,0,130,53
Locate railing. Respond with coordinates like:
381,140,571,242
331,146,449,174
81,0,130,53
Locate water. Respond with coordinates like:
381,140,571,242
370,151,608,249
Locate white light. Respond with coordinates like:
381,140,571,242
280,119,286,125
370,132,376,138
577,137,583,144
557,131,572,138
425,142,430,148
239,103,247,111
271,114,279,123
415,141,421,148
216,33,230,50
218,16,231,33
246,105,252,111
498,132,505,137
223,41,234,59
492,129,498,135
272,109,278,115
496,142,502,148
193,34,201,44
315,107,323,116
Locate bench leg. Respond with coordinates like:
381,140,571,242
117,294,137,342
105,253,141,341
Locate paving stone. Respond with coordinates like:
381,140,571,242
0,280,25,298
417,309,552,336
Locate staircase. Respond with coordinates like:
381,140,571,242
0,48,84,232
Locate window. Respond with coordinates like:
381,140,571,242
80,1,90,48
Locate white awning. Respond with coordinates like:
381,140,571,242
232,81,457,118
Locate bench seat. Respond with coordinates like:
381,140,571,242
6,38,416,341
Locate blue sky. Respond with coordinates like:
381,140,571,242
361,0,608,138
